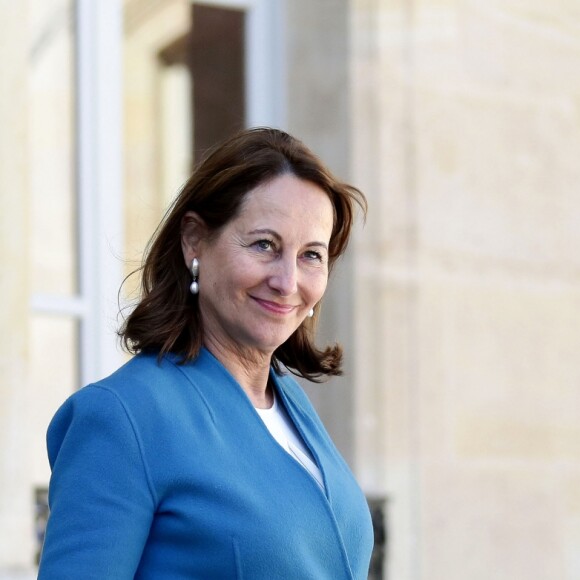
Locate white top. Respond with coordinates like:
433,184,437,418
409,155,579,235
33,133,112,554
256,393,325,491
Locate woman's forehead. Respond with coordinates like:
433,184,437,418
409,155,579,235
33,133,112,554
234,175,334,237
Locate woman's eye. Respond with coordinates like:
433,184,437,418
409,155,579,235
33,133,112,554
304,250,323,262
255,239,275,251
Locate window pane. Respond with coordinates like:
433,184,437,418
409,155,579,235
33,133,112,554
123,3,192,298
29,313,78,485
29,0,77,296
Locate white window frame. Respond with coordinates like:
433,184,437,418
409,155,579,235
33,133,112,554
31,0,125,387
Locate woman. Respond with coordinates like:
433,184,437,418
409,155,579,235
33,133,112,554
38,127,373,579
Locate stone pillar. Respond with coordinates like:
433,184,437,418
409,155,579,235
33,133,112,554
284,0,356,466
351,2,423,578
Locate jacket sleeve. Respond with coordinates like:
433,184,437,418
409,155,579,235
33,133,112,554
38,385,156,579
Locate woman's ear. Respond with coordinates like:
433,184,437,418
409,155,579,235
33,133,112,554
181,211,208,266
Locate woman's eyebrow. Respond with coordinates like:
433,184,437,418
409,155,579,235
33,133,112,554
305,241,329,250
248,228,281,241
248,228,329,249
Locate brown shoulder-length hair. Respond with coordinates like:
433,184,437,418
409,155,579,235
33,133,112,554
119,127,366,381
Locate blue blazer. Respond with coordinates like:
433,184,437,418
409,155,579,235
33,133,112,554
38,348,373,579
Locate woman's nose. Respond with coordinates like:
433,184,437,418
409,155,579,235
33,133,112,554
268,256,298,296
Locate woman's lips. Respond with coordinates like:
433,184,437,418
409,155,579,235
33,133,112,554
252,297,298,315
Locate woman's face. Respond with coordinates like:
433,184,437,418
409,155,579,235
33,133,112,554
185,173,334,357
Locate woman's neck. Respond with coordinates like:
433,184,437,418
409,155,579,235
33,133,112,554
203,338,274,409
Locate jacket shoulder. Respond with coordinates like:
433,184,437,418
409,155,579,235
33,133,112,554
95,353,178,393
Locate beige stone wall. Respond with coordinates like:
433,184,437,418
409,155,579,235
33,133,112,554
0,0,34,568
352,1,580,579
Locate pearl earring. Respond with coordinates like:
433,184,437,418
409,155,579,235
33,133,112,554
308,308,314,318
190,258,199,295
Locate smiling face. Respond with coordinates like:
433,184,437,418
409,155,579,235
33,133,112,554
181,173,334,359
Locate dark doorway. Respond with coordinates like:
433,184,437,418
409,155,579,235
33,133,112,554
189,4,246,164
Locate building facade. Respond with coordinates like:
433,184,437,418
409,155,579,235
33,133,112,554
1,0,580,578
